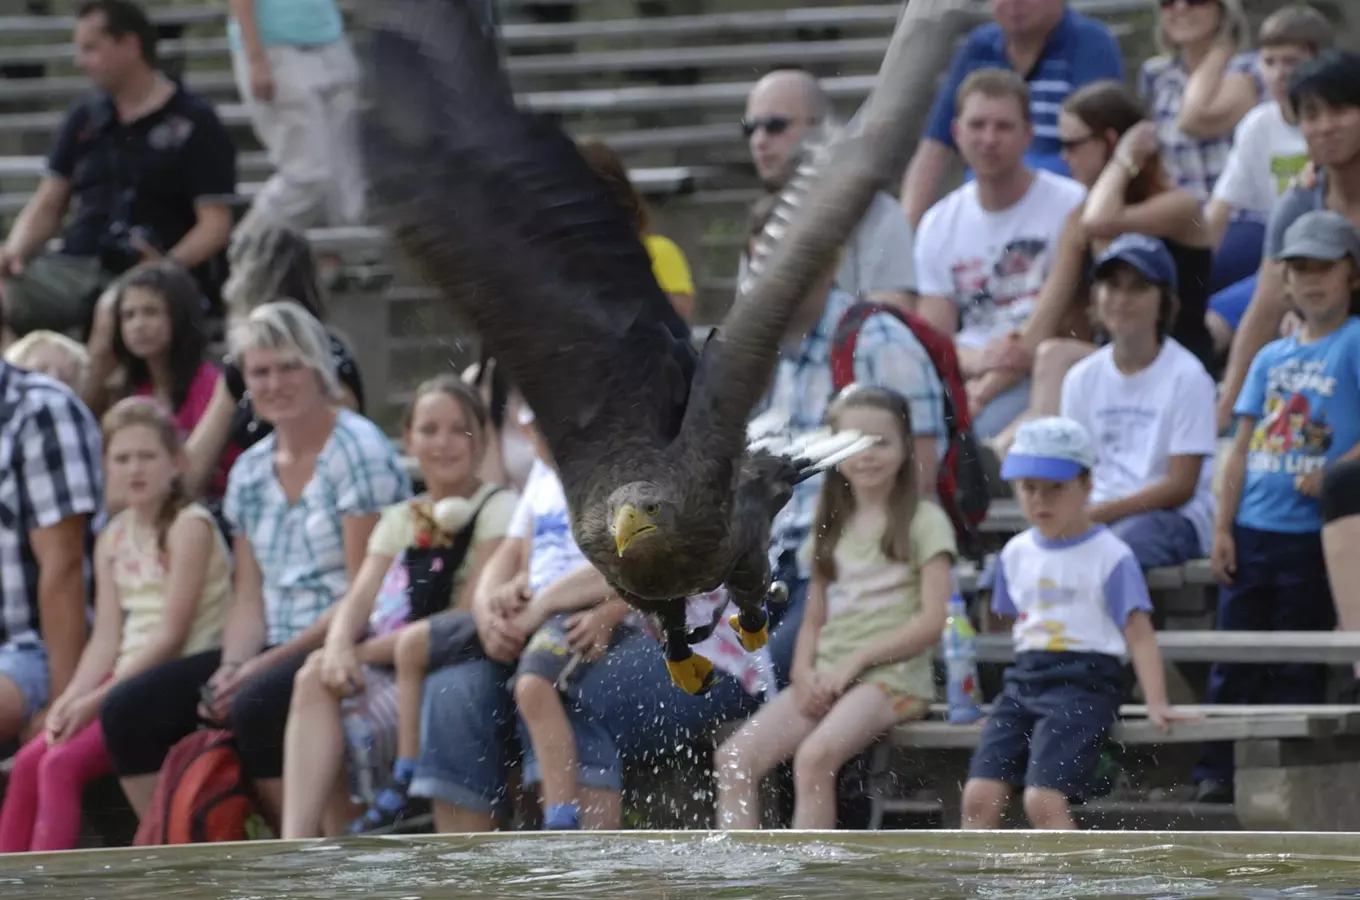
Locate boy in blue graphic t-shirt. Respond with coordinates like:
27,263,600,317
1198,210,1360,803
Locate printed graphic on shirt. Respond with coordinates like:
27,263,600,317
368,551,413,638
1270,153,1310,196
951,237,1051,337
529,507,578,592
1017,577,1082,652
1247,359,1336,476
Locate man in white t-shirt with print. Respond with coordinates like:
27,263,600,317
1204,5,1333,355
914,67,1086,441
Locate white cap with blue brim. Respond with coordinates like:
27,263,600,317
1001,416,1096,482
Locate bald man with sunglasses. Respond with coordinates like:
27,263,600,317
739,69,918,310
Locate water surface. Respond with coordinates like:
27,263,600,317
5,830,1360,899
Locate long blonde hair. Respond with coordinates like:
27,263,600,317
810,385,918,583
101,397,190,555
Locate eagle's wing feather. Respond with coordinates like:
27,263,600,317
676,0,981,461
360,0,694,460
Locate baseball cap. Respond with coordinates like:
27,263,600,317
1274,210,1360,265
1091,233,1178,294
1001,416,1096,483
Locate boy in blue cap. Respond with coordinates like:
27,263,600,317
961,416,1182,830
1061,233,1218,571
1198,209,1360,803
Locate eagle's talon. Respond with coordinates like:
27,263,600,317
666,653,718,695
729,612,769,652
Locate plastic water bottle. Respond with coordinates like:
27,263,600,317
341,698,378,805
942,594,983,724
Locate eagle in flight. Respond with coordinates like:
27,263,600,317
359,0,972,692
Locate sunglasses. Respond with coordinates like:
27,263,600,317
1159,0,1215,8
741,115,794,138
1058,134,1101,152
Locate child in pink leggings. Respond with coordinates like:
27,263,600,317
0,398,231,853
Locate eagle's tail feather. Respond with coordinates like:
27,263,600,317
748,427,881,484
791,430,881,484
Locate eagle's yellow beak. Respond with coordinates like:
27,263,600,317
613,504,656,557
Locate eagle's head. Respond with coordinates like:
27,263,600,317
607,481,674,559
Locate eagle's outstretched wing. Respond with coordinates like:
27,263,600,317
359,0,695,461
676,0,982,460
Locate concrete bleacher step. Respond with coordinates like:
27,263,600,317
1075,800,1240,831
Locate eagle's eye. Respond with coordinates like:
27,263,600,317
644,502,660,516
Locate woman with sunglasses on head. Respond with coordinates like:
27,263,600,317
968,80,1213,458
1141,0,1265,292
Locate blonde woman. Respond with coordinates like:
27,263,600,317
100,300,409,826
1140,0,1265,292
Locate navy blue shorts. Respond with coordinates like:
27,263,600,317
968,651,1125,800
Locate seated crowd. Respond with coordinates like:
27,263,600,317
2,0,1360,847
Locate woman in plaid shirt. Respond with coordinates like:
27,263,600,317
99,300,410,825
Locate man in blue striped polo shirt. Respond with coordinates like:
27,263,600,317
901,0,1124,228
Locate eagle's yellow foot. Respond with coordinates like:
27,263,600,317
730,612,769,651
666,653,718,695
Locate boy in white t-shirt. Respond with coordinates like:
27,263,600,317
1061,234,1218,569
1206,5,1334,353
962,417,1183,830
378,412,636,831
914,68,1087,440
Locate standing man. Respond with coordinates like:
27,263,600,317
900,0,1122,228
741,69,918,309
228,0,366,236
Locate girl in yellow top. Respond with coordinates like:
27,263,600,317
714,385,956,829
0,398,230,853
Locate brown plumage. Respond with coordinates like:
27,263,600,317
358,0,977,693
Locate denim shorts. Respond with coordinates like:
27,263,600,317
968,651,1124,800
410,568,812,813
0,638,49,722
409,655,624,813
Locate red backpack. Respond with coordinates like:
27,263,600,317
133,729,273,846
830,301,991,553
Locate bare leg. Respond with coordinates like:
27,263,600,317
1323,514,1360,679
432,801,496,833
394,622,431,762
255,778,283,830
579,787,621,830
280,652,344,839
320,777,363,837
1022,786,1076,829
0,675,28,748
714,689,818,829
118,775,158,819
1206,310,1234,357
514,673,579,826
791,684,910,829
961,778,1012,829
